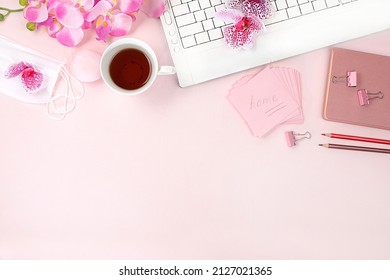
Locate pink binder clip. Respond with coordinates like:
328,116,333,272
357,89,384,106
332,71,357,87
285,131,311,147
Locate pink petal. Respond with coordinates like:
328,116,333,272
4,62,31,78
214,9,244,24
38,16,63,37
47,0,60,13
110,13,133,36
56,3,84,28
47,20,63,37
56,27,84,47
23,5,49,23
82,21,92,30
106,0,118,6
95,19,112,42
222,15,264,49
80,0,95,10
120,0,143,14
85,0,112,22
227,0,273,19
141,0,165,18
21,67,44,93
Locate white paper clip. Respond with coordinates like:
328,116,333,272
357,89,384,106
285,131,311,147
332,71,357,87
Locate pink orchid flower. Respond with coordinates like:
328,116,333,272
22,0,166,47
24,0,88,46
86,0,134,42
215,0,273,49
23,0,52,23
5,62,44,93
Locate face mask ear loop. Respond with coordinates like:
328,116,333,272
47,71,74,120
62,66,85,100
46,104,66,120
46,66,84,120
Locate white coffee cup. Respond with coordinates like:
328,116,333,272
100,38,176,95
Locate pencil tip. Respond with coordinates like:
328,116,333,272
321,133,325,136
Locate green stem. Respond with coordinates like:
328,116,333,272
0,7,24,18
0,7,24,13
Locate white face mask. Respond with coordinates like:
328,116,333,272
0,35,84,120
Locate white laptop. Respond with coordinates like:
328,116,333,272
160,0,390,87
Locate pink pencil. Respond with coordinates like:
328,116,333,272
322,133,390,145
319,143,390,154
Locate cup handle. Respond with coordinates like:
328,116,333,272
158,66,176,75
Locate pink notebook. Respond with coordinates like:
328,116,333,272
323,48,390,130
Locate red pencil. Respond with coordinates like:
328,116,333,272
322,133,390,145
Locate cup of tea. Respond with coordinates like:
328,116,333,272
100,38,176,95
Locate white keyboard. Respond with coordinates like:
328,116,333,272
166,0,359,49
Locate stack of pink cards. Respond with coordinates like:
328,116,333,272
228,66,303,138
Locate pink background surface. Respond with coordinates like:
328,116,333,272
1,2,390,259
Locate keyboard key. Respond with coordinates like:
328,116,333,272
170,0,182,7
275,0,288,10
208,28,223,40
199,0,211,9
182,35,197,48
179,22,204,37
202,19,215,30
312,0,327,11
300,2,314,14
270,1,277,11
215,3,225,12
194,10,207,22
195,32,210,44
213,17,226,27
173,4,190,16
205,7,216,19
176,13,196,27
287,6,301,17
188,1,201,12
210,0,222,5
287,0,298,7
326,0,341,7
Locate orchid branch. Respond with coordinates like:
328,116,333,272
0,7,24,21
0,0,166,47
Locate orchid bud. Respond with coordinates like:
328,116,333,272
26,22,36,31
19,0,29,6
